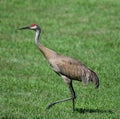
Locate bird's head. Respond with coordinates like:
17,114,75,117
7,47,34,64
19,23,41,31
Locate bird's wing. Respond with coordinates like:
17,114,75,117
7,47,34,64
49,55,99,88
49,56,88,80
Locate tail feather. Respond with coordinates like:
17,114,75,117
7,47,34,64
91,71,99,89
81,70,99,88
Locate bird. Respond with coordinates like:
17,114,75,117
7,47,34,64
19,23,99,112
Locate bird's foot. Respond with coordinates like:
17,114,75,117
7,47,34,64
46,102,56,109
72,108,75,112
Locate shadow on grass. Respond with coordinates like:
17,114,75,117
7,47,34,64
75,108,113,114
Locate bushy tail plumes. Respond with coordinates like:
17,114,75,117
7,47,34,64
91,71,99,89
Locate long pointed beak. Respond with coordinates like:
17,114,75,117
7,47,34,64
18,26,30,30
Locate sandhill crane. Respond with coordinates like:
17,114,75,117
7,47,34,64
19,24,99,112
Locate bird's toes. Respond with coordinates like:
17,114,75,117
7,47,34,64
46,102,55,110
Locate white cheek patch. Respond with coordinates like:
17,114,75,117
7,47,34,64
31,26,37,29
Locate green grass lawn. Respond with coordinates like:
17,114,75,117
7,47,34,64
0,0,120,118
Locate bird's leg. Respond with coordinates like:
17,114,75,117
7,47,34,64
69,82,76,112
46,97,72,109
46,81,76,112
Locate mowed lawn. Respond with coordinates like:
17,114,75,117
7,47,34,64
0,0,120,118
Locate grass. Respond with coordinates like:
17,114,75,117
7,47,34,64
0,0,120,118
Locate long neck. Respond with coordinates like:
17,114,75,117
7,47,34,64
35,30,40,45
35,30,57,60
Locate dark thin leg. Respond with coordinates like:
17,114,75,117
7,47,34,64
46,82,76,112
69,82,76,112
46,97,72,109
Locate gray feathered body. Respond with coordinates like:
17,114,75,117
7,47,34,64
35,29,99,89
48,53,99,88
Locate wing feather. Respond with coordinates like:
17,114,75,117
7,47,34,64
49,55,99,88
50,56,87,80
